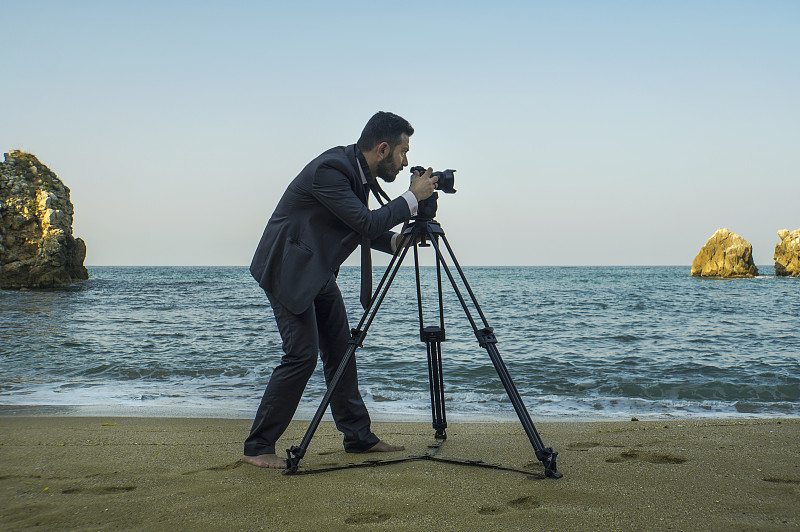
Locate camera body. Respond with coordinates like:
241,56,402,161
410,166,456,220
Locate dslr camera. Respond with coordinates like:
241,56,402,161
410,166,456,220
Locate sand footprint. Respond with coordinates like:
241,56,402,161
606,449,686,464
763,477,800,484
478,495,541,515
566,442,601,451
183,461,244,475
508,495,541,509
61,486,136,494
477,505,506,515
344,511,392,524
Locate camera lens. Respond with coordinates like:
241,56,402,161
434,170,456,194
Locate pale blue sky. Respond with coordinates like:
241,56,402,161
2,0,797,266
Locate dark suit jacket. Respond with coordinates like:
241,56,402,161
250,144,411,314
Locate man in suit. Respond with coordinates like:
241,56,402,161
243,112,438,468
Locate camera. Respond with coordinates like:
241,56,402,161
410,166,456,220
410,166,456,194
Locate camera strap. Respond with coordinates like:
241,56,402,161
367,179,391,206
354,145,391,206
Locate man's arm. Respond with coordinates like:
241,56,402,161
376,168,439,253
312,161,411,240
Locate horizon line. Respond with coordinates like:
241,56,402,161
80,264,773,268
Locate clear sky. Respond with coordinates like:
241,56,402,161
2,0,797,267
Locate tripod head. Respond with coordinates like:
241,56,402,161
403,217,445,247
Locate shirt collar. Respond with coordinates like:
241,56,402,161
355,146,371,185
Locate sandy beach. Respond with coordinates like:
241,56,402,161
1,416,798,531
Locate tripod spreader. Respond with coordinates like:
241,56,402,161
475,327,496,347
421,325,446,344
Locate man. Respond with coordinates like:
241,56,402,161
243,112,438,468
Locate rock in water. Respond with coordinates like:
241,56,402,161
773,228,800,277
0,151,89,288
690,228,758,278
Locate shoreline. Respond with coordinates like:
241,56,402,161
0,403,536,421
2,403,797,423
2,416,798,530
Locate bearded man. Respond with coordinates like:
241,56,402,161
244,112,438,468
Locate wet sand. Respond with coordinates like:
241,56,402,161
1,416,798,530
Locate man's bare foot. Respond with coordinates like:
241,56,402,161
242,454,285,469
364,440,405,453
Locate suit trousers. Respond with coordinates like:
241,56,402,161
243,274,379,456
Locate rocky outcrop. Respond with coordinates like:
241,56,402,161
691,228,758,278
773,228,800,277
1,151,88,288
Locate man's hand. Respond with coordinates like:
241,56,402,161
409,167,438,201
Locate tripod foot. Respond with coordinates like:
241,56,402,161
283,446,303,475
537,448,563,479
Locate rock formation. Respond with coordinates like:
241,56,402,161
773,228,800,277
1,151,88,288
690,228,758,278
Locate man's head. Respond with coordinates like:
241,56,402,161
356,112,414,182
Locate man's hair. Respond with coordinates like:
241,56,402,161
356,111,414,152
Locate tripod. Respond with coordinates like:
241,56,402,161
284,217,561,479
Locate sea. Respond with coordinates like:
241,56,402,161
1,265,798,422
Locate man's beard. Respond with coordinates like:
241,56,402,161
375,154,401,183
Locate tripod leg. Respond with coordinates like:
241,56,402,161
477,329,561,478
285,332,362,473
415,236,447,440
427,232,562,478
284,233,416,474
423,327,447,439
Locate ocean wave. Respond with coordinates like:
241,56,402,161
2,265,799,420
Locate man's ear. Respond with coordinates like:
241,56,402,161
376,141,390,159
